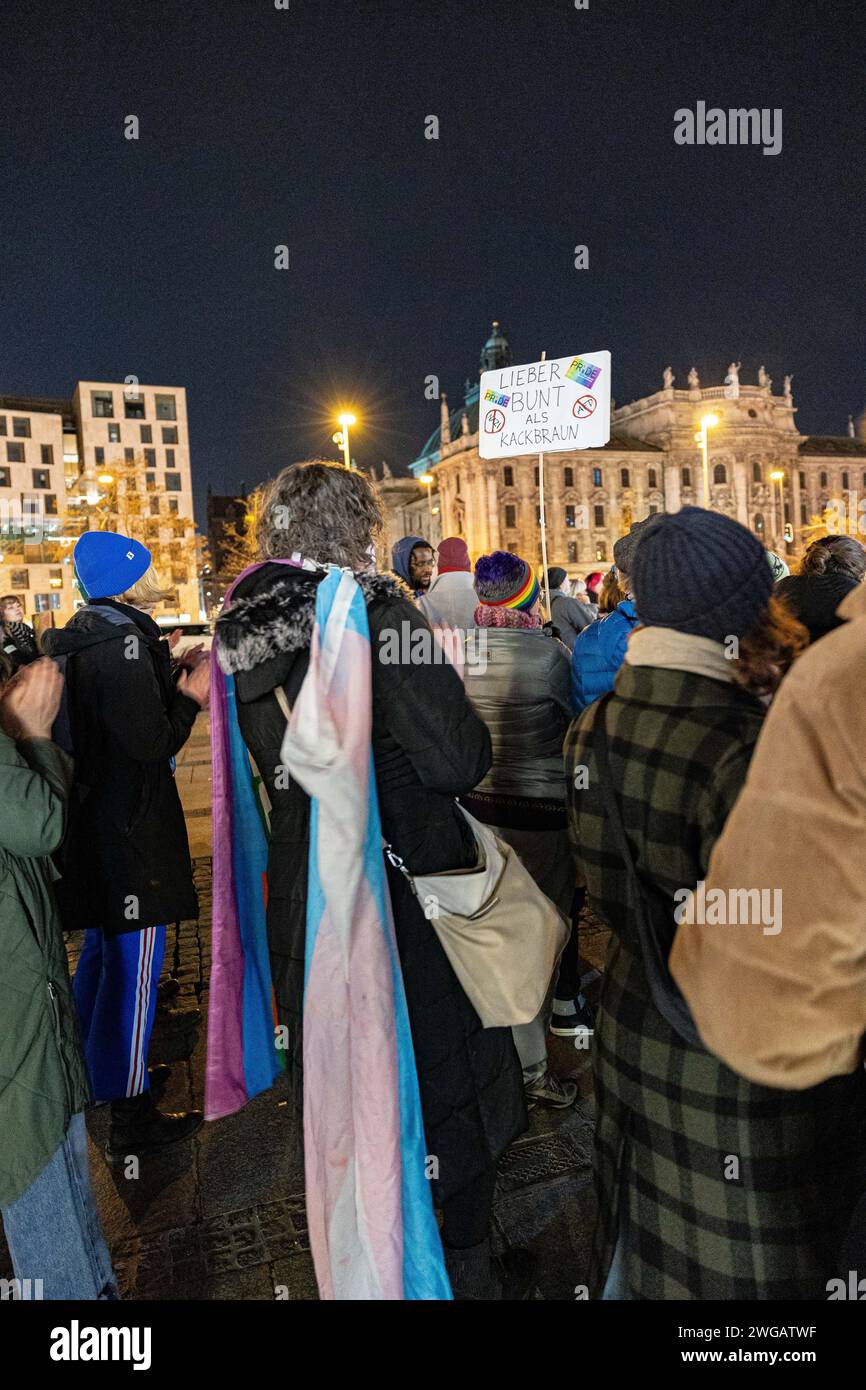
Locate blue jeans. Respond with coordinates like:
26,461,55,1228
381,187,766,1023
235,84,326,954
1,1112,116,1300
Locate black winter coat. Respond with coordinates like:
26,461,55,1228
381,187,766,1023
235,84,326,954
43,601,199,936
216,563,526,1201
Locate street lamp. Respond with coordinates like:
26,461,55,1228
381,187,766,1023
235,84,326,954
694,414,719,508
419,472,435,541
332,412,357,470
769,469,786,546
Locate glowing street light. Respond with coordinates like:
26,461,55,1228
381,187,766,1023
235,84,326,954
97,473,114,485
332,412,357,470
418,472,435,537
694,413,720,508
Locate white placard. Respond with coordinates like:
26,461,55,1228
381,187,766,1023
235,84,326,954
478,350,611,458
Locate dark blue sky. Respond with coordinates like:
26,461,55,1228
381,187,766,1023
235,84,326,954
2,0,864,524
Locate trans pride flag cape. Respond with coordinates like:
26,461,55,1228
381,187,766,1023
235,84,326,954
206,559,450,1299
205,559,306,1121
281,567,451,1300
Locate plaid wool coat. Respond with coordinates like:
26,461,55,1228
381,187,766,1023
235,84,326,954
565,663,866,1300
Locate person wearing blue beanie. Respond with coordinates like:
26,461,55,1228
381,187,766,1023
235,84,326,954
43,531,210,1163
73,531,152,601
630,506,774,642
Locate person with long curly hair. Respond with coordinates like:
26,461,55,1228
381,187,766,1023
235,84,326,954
211,461,528,1299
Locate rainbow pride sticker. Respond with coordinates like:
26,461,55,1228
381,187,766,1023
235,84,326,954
565,358,601,389
484,388,510,406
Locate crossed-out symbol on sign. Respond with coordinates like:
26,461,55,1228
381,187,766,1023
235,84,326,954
572,394,597,419
484,408,506,433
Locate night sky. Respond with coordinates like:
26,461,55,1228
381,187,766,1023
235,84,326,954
2,0,864,524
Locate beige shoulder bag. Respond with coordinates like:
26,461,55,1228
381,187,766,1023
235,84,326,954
274,685,566,1030
383,804,568,1030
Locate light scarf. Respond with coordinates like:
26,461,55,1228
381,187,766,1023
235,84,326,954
280,567,451,1300
625,625,735,683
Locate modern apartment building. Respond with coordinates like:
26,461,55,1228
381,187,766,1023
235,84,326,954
0,382,200,627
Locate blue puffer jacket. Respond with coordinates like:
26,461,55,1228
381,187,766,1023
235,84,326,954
571,599,639,712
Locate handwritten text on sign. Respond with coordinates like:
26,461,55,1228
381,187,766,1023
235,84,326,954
479,350,611,458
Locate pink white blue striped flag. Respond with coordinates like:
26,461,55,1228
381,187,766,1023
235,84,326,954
281,567,451,1301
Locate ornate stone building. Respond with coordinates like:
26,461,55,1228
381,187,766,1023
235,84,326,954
382,323,866,571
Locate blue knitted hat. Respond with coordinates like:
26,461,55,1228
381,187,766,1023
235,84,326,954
73,531,152,600
631,507,774,641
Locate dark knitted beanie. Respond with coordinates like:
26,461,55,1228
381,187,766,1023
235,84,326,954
631,507,774,641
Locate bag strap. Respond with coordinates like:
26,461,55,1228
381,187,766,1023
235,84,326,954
591,692,702,1047
273,684,292,723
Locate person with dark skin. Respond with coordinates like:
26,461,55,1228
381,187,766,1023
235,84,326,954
410,543,434,593
391,535,434,597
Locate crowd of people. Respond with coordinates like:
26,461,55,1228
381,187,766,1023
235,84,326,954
2,457,865,1301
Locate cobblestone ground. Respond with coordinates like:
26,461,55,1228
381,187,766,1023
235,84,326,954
0,718,609,1301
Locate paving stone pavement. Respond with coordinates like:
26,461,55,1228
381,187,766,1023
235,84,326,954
0,715,610,1301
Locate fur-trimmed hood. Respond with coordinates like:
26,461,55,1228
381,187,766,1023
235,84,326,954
215,565,412,675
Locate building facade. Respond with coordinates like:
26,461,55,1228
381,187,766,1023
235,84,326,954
391,324,866,573
0,382,200,626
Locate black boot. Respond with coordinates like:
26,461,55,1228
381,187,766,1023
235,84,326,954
443,1239,538,1301
105,1091,202,1165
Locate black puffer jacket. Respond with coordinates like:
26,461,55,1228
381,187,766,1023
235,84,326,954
216,563,526,1200
43,601,199,935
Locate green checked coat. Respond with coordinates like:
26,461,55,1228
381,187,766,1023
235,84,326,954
565,663,866,1301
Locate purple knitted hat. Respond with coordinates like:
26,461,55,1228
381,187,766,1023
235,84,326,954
474,551,540,610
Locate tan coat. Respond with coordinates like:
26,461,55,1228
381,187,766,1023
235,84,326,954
670,582,866,1090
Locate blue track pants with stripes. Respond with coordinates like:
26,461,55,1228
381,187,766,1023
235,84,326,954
73,925,166,1103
